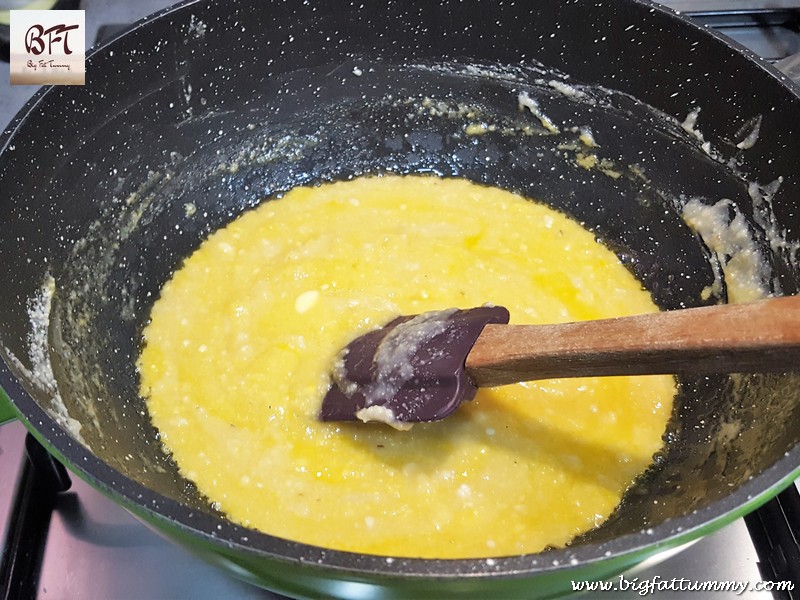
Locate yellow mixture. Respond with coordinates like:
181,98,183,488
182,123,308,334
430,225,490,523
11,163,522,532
138,175,674,558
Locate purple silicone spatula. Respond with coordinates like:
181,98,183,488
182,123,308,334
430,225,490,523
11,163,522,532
320,295,800,429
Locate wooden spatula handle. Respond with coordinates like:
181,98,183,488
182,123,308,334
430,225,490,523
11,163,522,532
466,295,800,387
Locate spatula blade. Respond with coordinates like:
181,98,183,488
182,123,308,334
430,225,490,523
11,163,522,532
320,305,510,427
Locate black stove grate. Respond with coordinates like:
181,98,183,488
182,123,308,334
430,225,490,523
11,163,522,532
0,435,70,600
745,487,800,600
684,6,800,60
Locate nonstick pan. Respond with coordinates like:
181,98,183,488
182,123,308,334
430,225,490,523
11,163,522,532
1,0,800,598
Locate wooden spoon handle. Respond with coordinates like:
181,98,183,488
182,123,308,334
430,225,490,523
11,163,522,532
466,295,800,387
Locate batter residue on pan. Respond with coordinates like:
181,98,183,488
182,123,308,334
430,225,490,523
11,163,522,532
138,175,674,559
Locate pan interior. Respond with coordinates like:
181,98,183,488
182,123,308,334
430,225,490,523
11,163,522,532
5,54,800,553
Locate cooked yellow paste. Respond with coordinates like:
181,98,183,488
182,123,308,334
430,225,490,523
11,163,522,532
139,175,674,559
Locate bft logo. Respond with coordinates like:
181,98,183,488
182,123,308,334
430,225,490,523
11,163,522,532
25,23,81,56
9,10,86,86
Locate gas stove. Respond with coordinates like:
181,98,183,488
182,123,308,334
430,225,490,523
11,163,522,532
1,1,799,598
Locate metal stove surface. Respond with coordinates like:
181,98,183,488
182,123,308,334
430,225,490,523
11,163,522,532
1,1,798,599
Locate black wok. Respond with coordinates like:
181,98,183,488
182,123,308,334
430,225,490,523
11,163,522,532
1,0,800,597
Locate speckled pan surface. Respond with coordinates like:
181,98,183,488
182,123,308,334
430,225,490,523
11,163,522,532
0,0,799,598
